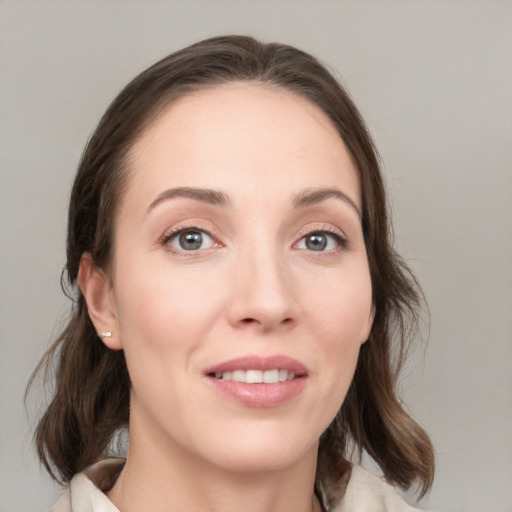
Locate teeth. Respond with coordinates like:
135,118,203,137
245,369,263,383
232,370,245,382
263,369,279,383
215,369,295,383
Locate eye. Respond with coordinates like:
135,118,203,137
296,231,345,252
166,229,215,251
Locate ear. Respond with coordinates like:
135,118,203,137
360,304,375,345
77,253,123,350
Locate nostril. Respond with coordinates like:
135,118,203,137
240,317,294,327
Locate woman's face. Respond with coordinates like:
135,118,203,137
93,84,373,473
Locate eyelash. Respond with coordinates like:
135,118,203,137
293,227,349,255
160,225,348,256
161,225,219,257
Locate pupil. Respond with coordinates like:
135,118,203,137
306,233,327,251
179,231,202,250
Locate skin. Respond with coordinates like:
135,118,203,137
79,84,374,512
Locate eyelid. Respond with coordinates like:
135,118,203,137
160,223,222,255
169,229,215,250
293,224,349,251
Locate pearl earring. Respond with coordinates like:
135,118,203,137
101,331,112,337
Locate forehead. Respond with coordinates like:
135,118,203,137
124,84,360,211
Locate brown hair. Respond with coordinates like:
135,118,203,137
28,35,434,503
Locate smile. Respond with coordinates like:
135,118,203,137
205,355,308,408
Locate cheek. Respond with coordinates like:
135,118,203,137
111,255,230,382
110,267,222,410
303,265,373,341
301,263,372,403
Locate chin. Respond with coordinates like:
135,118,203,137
198,429,319,474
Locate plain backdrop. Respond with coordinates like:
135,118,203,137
1,1,511,511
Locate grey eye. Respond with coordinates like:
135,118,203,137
169,230,214,251
296,232,341,252
305,233,328,251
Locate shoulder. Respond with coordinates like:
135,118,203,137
332,465,422,512
50,458,124,512
51,459,421,512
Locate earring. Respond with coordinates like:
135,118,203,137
101,331,112,337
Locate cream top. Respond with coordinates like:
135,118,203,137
50,458,421,512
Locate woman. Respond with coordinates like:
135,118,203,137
30,35,434,511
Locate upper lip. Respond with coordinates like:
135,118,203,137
204,355,308,376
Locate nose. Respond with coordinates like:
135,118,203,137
226,244,300,333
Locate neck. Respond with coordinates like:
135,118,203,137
107,421,321,512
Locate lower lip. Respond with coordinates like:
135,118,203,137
207,377,307,408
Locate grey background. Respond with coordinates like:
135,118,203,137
1,1,511,511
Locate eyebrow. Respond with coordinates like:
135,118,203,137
146,187,231,214
146,185,362,219
292,187,362,219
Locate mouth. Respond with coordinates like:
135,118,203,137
204,355,308,408
205,354,308,382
